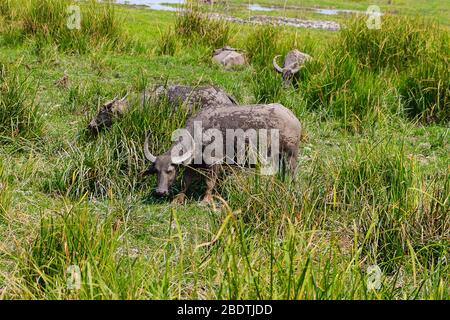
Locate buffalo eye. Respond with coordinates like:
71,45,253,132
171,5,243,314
143,164,157,175
166,166,175,173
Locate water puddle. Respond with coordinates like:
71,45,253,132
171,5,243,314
114,0,366,18
314,8,359,15
248,4,274,12
247,4,362,15
114,0,182,11
110,1,345,30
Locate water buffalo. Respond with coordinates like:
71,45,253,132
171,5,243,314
87,94,128,135
88,85,238,135
212,46,246,69
273,49,312,86
142,103,302,203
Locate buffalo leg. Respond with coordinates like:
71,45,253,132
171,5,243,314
202,165,219,204
288,152,298,175
280,146,299,177
287,148,299,181
172,167,195,204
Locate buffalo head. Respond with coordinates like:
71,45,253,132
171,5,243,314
273,50,312,86
142,132,192,197
87,94,128,135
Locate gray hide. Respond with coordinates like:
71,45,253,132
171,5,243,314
212,46,246,69
141,85,238,114
273,49,312,86
87,94,128,135
143,103,302,202
88,85,237,136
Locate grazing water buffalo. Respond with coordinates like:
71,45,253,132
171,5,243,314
87,94,128,135
88,85,237,136
142,84,238,113
273,49,312,86
143,103,302,203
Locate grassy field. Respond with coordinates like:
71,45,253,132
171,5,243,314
229,0,449,24
0,0,448,299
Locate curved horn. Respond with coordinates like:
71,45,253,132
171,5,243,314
120,93,129,102
104,96,119,110
272,55,284,73
144,132,156,163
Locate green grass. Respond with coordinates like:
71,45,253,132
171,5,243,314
0,1,448,300
0,60,43,140
297,16,449,126
175,3,231,49
1,0,143,54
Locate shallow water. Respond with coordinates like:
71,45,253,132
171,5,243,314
246,5,360,15
114,0,182,11
248,4,274,12
115,1,363,16
315,8,359,15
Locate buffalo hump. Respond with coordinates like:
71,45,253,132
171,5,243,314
142,85,238,113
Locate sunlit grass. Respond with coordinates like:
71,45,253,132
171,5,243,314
0,0,448,300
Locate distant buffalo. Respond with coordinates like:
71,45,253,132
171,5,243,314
273,49,312,86
212,46,246,69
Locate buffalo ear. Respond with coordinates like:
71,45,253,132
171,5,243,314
141,163,157,176
103,97,118,111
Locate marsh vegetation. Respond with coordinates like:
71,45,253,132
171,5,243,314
0,0,448,299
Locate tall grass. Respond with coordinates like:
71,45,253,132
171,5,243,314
0,0,23,45
246,25,301,105
251,68,283,104
299,53,396,128
215,138,449,298
339,16,449,124
174,3,230,49
0,0,20,21
156,4,230,56
0,158,12,222
341,16,430,71
10,145,448,298
1,0,133,53
245,25,281,69
7,199,147,299
156,28,180,56
43,97,190,199
285,16,450,126
63,80,108,115
0,3,448,300
0,0,12,16
0,61,43,140
398,57,449,124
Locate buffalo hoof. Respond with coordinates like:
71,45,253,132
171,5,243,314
200,195,221,212
201,194,214,205
172,193,186,205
